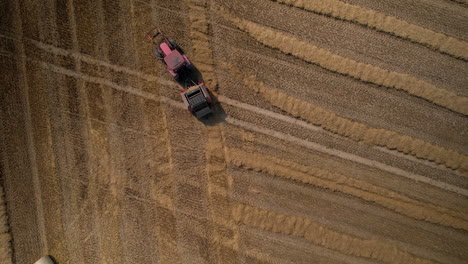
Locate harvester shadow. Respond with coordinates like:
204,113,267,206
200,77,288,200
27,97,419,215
174,65,226,126
200,92,227,127
175,64,204,89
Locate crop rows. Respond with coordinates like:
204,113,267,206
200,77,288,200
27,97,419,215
232,203,434,264
227,148,468,231
216,5,468,116
221,62,468,173
272,0,468,60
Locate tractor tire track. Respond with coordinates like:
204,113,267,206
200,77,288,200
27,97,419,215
219,92,461,175
211,26,468,153
227,148,468,231
22,27,462,170
215,5,468,116
13,30,465,196
220,62,468,173
228,161,468,263
224,116,468,197
220,0,468,97
232,203,436,264
271,0,468,60
222,107,468,214
28,57,468,197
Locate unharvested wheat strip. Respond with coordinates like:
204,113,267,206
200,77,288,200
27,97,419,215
186,0,218,90
272,0,468,60
188,0,238,260
187,2,225,262
206,125,242,263
218,91,458,173
227,148,468,231
233,204,435,264
216,6,468,116
220,62,468,172
224,117,468,197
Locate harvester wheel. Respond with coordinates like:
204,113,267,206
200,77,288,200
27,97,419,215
153,49,164,61
168,38,182,53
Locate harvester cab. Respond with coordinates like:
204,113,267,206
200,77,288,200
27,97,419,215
147,28,193,81
181,81,213,118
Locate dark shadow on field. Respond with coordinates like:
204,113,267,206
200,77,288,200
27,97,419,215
200,91,227,126
49,255,59,264
172,64,226,125
174,64,204,89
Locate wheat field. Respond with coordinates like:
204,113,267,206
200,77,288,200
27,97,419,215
0,0,467,263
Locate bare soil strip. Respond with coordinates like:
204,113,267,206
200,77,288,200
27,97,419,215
221,62,468,173
216,6,468,116
227,148,468,231
232,203,436,264
271,0,468,60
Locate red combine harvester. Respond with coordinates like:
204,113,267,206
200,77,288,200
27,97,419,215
147,28,212,118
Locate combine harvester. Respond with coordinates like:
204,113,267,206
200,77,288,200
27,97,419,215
147,28,213,118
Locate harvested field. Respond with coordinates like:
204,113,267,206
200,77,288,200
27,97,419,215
0,0,467,263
